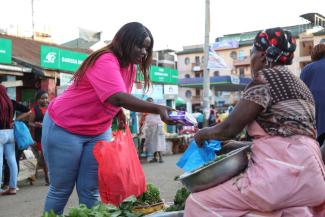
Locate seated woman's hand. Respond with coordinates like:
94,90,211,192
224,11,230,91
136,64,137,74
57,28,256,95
194,127,213,147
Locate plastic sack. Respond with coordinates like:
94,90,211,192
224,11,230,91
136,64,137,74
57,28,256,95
176,139,221,172
14,121,35,150
93,126,146,206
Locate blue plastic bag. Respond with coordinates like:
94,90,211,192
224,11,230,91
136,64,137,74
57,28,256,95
14,121,34,150
176,139,221,172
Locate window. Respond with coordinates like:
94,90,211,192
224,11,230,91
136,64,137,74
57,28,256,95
214,89,222,97
239,67,245,77
213,71,220,76
195,89,200,96
185,90,192,99
195,56,200,66
230,51,237,60
184,57,190,65
239,50,245,60
185,74,190,78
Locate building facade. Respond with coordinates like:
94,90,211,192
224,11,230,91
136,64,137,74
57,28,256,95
0,34,91,106
177,13,325,111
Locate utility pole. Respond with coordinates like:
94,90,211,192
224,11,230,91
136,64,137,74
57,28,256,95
202,0,210,127
31,0,35,39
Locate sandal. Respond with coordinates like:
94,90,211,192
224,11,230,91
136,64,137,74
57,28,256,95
1,189,16,196
149,158,158,163
1,185,9,191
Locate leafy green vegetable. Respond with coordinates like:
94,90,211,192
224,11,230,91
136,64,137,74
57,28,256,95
165,187,190,212
41,196,143,217
136,184,162,206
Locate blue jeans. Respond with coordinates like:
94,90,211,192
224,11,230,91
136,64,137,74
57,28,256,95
0,129,18,189
42,113,111,214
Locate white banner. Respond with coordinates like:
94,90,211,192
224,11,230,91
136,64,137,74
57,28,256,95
207,48,228,70
164,85,178,95
60,73,73,86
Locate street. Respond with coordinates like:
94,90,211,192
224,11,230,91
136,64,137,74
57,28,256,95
0,154,184,217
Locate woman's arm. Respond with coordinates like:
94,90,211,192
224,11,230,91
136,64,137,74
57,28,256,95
28,110,37,128
194,99,263,146
106,92,175,125
12,100,31,121
16,111,31,121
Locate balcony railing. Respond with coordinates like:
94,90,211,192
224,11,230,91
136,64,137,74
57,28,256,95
192,63,203,72
233,56,250,66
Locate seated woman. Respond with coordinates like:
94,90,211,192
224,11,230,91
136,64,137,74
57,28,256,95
184,27,325,216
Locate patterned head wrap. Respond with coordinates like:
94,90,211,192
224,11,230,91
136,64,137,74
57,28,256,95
254,27,296,65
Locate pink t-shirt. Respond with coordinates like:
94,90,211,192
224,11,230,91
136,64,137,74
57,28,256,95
48,52,136,136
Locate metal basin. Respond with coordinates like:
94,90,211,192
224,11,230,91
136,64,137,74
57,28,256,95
145,211,184,217
178,145,251,192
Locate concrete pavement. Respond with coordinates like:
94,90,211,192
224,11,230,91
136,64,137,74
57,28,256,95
0,154,184,217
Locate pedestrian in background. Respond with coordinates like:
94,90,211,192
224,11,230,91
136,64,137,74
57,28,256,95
29,90,49,185
300,43,325,146
41,22,177,214
300,43,325,162
142,97,166,163
2,99,30,191
0,84,30,195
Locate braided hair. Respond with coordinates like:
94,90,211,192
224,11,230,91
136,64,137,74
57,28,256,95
0,84,13,128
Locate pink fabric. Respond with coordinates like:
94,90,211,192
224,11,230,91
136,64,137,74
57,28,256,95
48,53,136,136
184,122,325,217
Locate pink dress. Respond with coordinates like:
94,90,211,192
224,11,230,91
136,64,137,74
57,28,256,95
184,122,325,217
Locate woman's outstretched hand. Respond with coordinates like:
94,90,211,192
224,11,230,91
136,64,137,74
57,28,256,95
157,105,179,125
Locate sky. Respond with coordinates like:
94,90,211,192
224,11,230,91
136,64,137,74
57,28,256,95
0,0,324,51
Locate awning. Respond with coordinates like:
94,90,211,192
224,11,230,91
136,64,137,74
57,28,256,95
178,75,251,91
175,97,186,106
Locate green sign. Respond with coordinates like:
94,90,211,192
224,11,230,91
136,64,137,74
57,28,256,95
0,38,12,64
40,46,60,69
40,45,88,72
169,68,179,84
136,66,178,84
150,66,170,83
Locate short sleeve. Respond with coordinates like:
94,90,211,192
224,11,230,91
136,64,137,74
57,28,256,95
242,83,271,109
12,100,29,113
86,53,127,103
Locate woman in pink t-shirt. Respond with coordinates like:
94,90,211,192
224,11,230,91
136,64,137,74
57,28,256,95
41,22,176,215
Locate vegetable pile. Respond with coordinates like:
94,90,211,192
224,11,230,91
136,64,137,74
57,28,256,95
135,183,162,206
41,196,143,217
42,184,162,217
165,187,190,212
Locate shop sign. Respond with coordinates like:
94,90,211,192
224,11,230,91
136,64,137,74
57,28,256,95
40,45,88,72
150,66,170,83
169,68,179,84
147,84,164,100
131,84,145,99
0,38,12,64
136,66,179,84
60,73,73,86
230,75,240,84
164,85,178,95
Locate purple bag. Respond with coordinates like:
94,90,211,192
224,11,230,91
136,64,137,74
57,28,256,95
169,111,197,126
